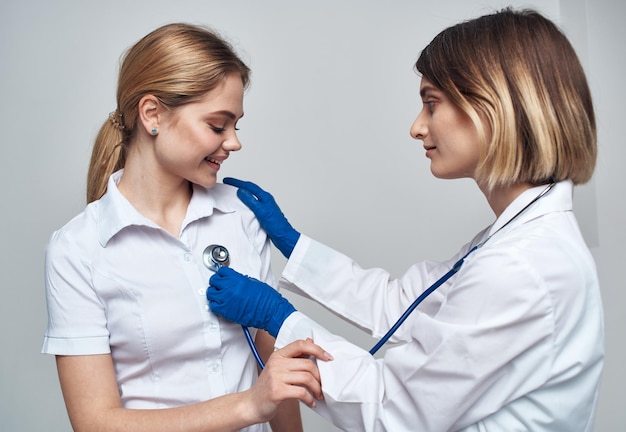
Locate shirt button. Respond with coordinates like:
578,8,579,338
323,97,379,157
205,304,210,311
183,253,191,261
209,361,221,373
209,322,218,331
198,289,204,295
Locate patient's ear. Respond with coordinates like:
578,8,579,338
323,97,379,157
138,94,161,135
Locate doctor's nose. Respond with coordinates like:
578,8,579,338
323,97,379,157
410,112,427,141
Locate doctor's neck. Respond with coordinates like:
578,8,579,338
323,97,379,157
479,181,534,218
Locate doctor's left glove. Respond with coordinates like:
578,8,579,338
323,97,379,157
207,266,296,338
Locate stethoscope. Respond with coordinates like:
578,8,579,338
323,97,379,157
203,182,556,363
202,244,266,370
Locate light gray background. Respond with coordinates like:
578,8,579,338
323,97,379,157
1,1,623,430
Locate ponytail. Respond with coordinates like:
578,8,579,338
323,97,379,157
86,112,127,203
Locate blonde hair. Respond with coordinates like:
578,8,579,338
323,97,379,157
415,8,596,190
87,23,250,203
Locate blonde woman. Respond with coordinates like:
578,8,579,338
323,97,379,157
207,8,604,431
42,23,329,432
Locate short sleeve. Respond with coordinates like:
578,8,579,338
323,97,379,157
42,227,110,355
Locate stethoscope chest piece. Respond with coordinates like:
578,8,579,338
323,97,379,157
202,244,230,272
201,243,264,369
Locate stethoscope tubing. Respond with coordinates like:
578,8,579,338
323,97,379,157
242,325,266,369
369,182,556,356
369,245,478,355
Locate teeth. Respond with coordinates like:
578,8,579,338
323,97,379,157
206,158,222,165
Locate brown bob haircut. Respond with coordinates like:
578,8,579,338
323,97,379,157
415,8,597,190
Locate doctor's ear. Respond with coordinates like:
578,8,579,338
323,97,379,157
138,94,162,135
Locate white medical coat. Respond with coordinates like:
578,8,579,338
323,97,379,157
276,180,604,431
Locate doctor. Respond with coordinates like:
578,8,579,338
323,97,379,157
207,8,604,431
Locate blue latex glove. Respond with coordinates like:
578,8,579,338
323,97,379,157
223,177,300,258
207,266,296,338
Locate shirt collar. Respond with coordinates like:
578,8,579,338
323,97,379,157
96,170,236,247
487,180,573,238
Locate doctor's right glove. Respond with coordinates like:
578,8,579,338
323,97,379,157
207,266,296,338
223,177,300,258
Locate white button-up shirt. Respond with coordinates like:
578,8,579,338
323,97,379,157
43,171,273,432
277,180,604,431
